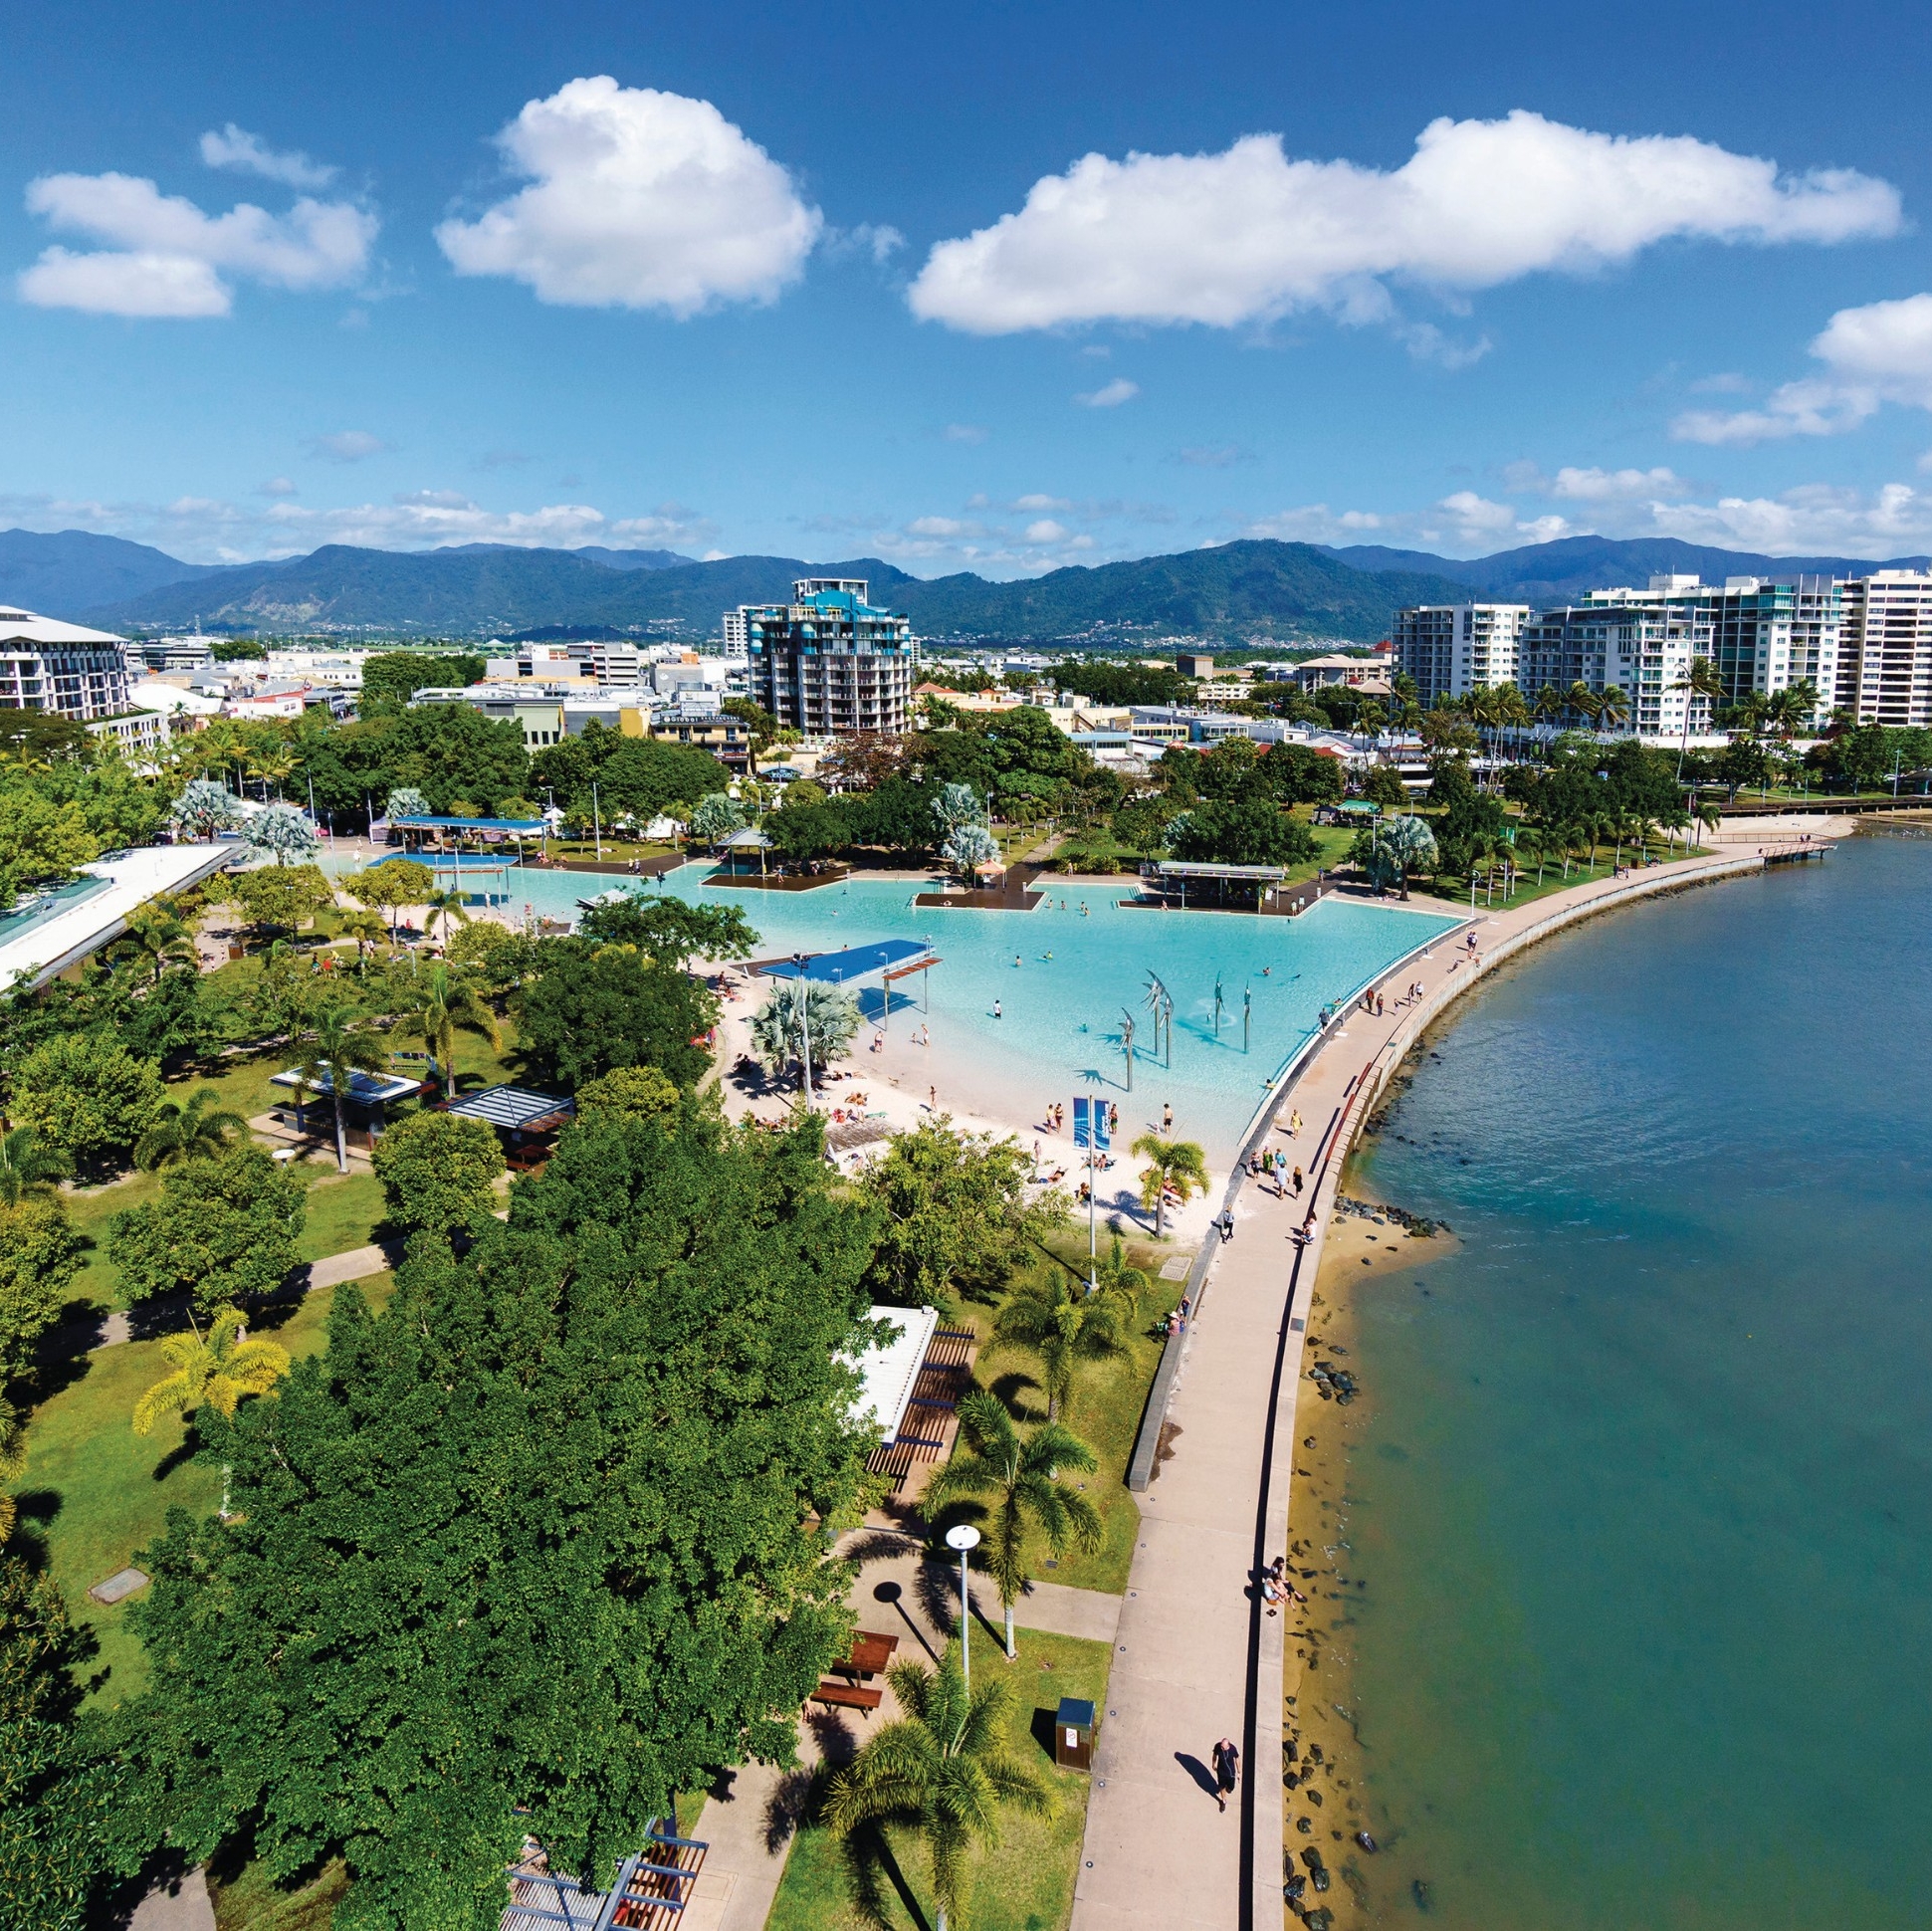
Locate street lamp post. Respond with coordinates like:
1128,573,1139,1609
945,1523,980,1692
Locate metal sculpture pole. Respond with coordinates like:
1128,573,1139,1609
1119,1009,1135,1093
1243,984,1251,1053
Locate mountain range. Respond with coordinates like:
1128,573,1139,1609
3,525,1926,646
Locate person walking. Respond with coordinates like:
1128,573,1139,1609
1293,1166,1304,1196
1162,1102,1174,1134
1212,1736,1239,1812
993,998,1002,1019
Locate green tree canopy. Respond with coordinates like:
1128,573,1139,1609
574,895,758,968
1257,741,1346,805
860,1121,1061,1314
356,652,487,715
518,944,718,1090
108,1144,306,1317
11,1032,164,1174
223,863,334,939
132,1111,879,1930
369,1110,506,1237
0,1195,85,1383
1170,797,1317,868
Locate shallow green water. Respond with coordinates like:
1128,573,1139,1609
1340,837,1932,1927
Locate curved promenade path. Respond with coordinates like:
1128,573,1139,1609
1068,842,1828,1931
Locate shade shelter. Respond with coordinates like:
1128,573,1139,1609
1143,859,1289,911
760,937,940,1030
443,1083,576,1170
718,825,773,879
269,1066,424,1149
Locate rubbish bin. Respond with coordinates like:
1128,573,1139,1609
1054,1696,1094,1772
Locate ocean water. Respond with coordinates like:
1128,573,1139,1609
455,860,1457,1149
1339,836,1932,1927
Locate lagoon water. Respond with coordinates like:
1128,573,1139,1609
1341,836,1932,1927
489,861,1457,1152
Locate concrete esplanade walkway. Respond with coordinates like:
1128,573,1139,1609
1068,836,1835,1931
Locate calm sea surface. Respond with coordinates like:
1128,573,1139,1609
1343,835,1932,1927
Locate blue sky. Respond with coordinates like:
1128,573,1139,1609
6,0,1932,574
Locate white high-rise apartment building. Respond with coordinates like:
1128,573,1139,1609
721,609,750,661
1393,604,1529,707
0,606,131,720
1516,600,1709,737
1840,571,1932,726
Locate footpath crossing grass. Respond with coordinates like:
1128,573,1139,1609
766,1628,1113,1931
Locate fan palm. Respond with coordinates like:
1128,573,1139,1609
747,978,861,1097
1130,1133,1208,1238
134,1087,248,1171
924,1391,1102,1659
293,1002,393,1173
822,1644,1054,1931
0,1123,71,1204
132,1306,291,1435
992,1272,1129,1420
393,961,501,1096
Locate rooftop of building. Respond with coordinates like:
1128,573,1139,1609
0,606,127,648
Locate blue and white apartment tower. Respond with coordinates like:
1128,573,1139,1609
741,577,915,736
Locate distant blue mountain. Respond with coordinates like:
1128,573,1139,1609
0,528,225,621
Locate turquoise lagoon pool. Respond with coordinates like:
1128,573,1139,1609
499,864,1461,1151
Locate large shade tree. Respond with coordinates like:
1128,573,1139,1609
131,1108,880,1931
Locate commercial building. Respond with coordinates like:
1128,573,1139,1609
1841,570,1932,727
745,578,914,736
411,683,748,766
1516,601,1708,738
0,606,131,721
1393,605,1530,707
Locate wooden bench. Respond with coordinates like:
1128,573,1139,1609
811,1680,884,1714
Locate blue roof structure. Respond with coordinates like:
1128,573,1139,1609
765,939,933,983
272,1066,423,1106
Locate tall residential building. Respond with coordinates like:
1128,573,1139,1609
746,578,914,735
0,606,131,720
1841,571,1932,726
1393,604,1530,707
1516,600,1709,737
721,609,750,661
1584,574,1840,724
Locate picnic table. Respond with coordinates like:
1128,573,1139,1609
829,1630,900,1679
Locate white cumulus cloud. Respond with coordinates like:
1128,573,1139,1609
17,170,373,317
199,124,338,190
1075,377,1140,408
435,75,821,315
1673,292,1932,444
1550,465,1689,501
909,110,1900,334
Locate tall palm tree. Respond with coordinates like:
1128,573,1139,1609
1532,683,1565,739
992,1273,1129,1420
133,1307,291,1435
1669,654,1725,779
1130,1134,1208,1238
1495,683,1531,774
134,1088,248,1171
250,746,297,801
423,885,472,944
294,1003,393,1173
925,1391,1102,1659
823,1644,1054,1931
1598,684,1631,734
1566,680,1601,731
0,1123,71,1204
393,961,501,1096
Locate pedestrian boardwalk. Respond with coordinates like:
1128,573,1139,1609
1071,850,1784,1931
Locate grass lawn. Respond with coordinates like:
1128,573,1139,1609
1410,839,1714,914
766,1628,1113,1931
8,1273,395,1706
941,1232,1182,1598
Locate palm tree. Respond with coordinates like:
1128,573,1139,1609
1532,683,1565,740
250,746,297,801
747,979,861,1100
337,906,389,967
1669,654,1725,778
925,1391,1102,1661
1092,1232,1149,1307
1130,1134,1207,1239
992,1273,1129,1420
110,897,197,983
133,1307,291,1435
1598,684,1631,735
423,885,472,944
134,1087,248,1171
1566,681,1601,731
822,1643,1054,1931
393,961,501,1097
0,1123,70,1204
294,1003,393,1173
